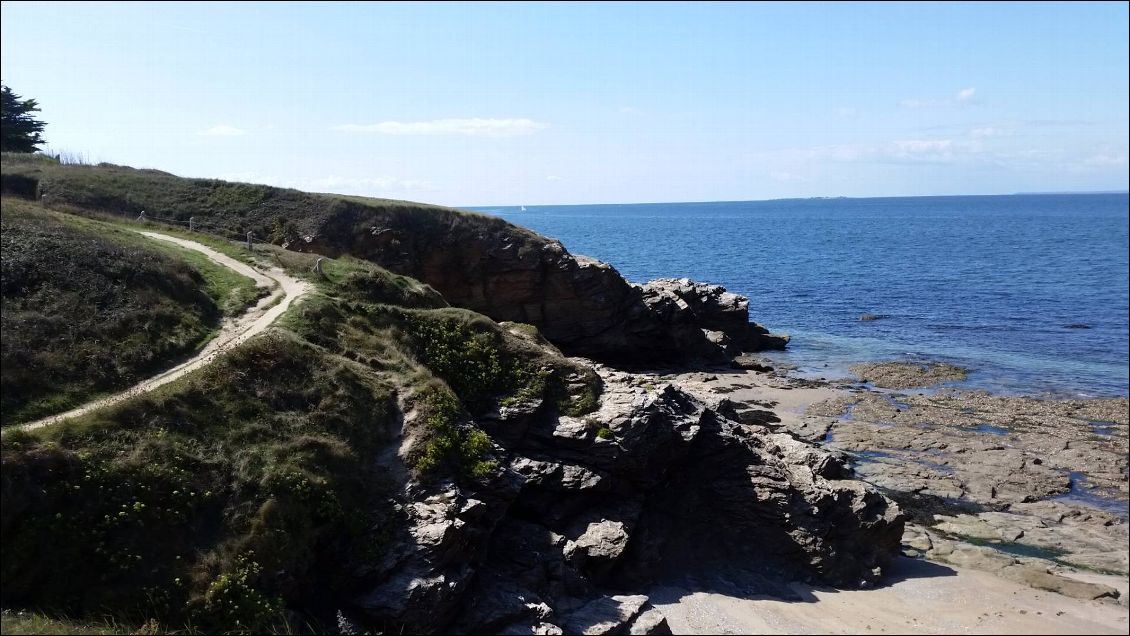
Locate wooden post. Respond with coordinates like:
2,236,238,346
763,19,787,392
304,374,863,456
246,231,254,250
313,257,325,276
137,210,146,221
189,216,195,232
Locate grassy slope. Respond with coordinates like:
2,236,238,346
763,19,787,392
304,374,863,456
1,229,600,633
0,153,533,254
0,199,261,426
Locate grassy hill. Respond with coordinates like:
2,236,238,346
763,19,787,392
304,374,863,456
1,193,600,632
0,152,516,251
0,199,262,426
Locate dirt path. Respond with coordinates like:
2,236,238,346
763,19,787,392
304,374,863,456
19,231,313,431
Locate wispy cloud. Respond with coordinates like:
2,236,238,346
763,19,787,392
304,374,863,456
334,118,547,137
546,175,564,182
969,126,1008,138
767,138,986,165
198,125,246,136
1083,153,1128,167
900,87,978,109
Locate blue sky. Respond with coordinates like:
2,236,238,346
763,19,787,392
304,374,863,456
2,1,1127,206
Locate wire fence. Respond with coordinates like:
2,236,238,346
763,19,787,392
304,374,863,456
134,210,276,247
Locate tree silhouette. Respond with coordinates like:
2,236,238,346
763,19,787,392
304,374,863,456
1,84,47,153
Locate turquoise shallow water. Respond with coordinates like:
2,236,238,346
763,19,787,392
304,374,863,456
470,194,1129,398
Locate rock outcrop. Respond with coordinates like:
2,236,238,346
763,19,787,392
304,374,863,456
357,366,904,633
304,209,787,363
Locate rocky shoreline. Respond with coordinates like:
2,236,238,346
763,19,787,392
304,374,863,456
660,358,1129,608
351,351,1127,634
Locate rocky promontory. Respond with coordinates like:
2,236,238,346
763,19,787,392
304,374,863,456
304,212,789,365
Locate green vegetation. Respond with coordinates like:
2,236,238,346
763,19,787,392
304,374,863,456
0,610,134,635
595,427,614,440
0,159,605,633
0,155,528,255
2,333,398,633
413,387,498,479
1,85,47,153
0,199,260,426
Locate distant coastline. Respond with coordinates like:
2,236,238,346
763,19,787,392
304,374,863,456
464,190,1129,211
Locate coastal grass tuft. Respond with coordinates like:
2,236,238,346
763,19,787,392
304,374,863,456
0,198,260,426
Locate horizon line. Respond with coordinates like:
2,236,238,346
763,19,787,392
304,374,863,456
460,189,1130,210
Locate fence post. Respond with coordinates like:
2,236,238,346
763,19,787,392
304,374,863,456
313,257,325,276
137,210,146,221
189,216,195,232
247,231,254,251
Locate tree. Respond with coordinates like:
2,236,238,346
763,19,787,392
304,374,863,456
1,84,47,153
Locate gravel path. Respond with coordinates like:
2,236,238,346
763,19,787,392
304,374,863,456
18,230,312,431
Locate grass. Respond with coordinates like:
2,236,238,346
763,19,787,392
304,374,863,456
0,610,132,635
0,158,608,633
0,199,262,426
0,155,510,255
1,332,400,633
1,272,603,631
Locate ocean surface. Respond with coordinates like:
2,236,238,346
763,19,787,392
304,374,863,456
469,194,1129,398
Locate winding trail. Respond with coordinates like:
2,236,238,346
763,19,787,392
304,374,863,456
19,230,312,431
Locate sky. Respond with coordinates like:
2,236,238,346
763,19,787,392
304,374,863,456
1,1,1127,206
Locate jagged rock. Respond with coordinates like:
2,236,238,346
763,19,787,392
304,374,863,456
564,520,631,567
356,369,904,633
998,564,1120,600
498,622,565,636
560,595,670,636
731,354,774,372
640,278,790,354
628,608,672,635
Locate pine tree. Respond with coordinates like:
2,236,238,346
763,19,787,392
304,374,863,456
1,84,47,153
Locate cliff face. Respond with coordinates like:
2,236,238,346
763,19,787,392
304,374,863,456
353,367,903,634
304,204,788,364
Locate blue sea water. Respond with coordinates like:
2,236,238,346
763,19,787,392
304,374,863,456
470,194,1129,398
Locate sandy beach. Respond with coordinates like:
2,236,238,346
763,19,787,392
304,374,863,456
651,557,1129,635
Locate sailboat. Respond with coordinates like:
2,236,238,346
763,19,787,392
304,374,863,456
520,205,527,212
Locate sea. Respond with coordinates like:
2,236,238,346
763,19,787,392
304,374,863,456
469,194,1129,399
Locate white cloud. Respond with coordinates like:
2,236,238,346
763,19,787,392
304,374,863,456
970,126,1008,138
199,125,246,136
546,175,564,182
1083,153,1128,167
767,138,987,166
334,118,547,137
900,87,977,109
